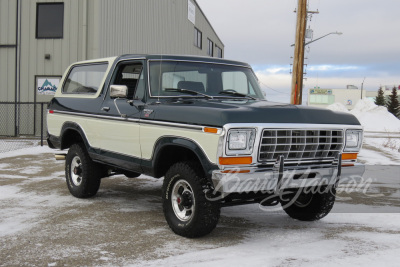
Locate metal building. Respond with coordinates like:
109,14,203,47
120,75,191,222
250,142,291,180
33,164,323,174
307,85,400,110
0,0,224,136
307,87,367,110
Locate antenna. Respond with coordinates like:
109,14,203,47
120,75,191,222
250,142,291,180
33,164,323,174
157,13,164,104
157,56,162,104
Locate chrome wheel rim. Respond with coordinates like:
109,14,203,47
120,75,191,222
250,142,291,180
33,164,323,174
70,156,83,186
171,179,195,222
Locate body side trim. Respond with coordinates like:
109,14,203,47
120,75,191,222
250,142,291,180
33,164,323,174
52,110,140,123
51,110,219,131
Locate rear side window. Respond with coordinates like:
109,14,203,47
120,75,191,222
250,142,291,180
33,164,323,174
63,63,108,94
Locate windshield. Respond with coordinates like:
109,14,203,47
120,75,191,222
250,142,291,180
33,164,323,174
149,61,265,99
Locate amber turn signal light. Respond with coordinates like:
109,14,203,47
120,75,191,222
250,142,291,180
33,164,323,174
342,153,358,160
204,127,219,134
219,157,252,165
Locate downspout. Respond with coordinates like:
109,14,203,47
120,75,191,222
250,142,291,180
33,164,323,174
17,0,22,133
82,0,88,60
14,0,20,136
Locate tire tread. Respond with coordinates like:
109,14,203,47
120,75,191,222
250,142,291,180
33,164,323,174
162,161,220,238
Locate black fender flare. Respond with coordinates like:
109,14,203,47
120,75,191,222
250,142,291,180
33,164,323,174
59,122,91,151
150,136,218,179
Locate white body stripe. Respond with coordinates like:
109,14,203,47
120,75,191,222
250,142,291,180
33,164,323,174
47,113,221,164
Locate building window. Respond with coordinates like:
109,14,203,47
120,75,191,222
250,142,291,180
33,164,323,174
207,39,214,56
36,3,64,39
309,94,335,104
215,45,223,58
194,27,202,49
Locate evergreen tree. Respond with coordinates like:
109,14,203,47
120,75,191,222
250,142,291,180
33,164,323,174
374,87,385,106
386,86,400,118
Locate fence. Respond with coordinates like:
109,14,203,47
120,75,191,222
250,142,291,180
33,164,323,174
0,102,48,153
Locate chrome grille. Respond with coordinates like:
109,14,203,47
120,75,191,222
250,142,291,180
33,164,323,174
258,129,344,165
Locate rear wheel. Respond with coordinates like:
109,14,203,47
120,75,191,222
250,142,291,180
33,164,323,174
280,186,336,221
162,161,220,238
65,143,102,198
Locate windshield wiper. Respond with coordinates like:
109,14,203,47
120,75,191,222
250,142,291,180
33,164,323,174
165,88,213,99
218,90,256,100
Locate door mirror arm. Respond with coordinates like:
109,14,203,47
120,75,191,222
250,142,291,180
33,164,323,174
128,99,145,110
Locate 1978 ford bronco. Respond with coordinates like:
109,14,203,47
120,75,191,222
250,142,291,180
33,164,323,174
47,54,364,237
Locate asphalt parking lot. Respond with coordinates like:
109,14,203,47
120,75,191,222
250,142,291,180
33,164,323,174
0,150,399,266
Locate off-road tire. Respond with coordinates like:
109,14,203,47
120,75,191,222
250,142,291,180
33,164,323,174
280,186,336,221
65,143,102,198
162,161,220,238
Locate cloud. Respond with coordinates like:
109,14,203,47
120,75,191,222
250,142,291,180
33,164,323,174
254,65,399,104
197,0,400,97
307,65,359,72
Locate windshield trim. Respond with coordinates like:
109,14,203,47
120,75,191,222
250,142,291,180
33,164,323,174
146,59,261,99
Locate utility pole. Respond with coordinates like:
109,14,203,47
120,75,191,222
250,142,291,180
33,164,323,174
361,77,366,99
291,0,307,105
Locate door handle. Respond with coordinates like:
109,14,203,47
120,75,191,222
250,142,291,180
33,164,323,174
101,107,110,112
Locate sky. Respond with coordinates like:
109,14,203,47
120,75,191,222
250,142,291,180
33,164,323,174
196,0,400,103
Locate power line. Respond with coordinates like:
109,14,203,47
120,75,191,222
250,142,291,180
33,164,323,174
259,81,291,95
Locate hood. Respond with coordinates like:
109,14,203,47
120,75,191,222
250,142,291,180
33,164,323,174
150,99,361,127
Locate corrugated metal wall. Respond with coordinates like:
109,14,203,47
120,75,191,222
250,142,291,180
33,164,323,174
0,0,17,135
1,0,90,136
98,0,224,58
0,0,224,136
19,0,88,103
0,0,17,102
11,0,224,103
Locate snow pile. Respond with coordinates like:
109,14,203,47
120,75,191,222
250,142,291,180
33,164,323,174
327,99,400,132
326,102,349,113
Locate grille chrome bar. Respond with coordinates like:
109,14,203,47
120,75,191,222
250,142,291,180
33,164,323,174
258,129,344,165
262,136,340,139
267,149,342,153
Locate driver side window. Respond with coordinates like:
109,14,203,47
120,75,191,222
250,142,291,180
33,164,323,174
134,70,146,101
111,62,143,99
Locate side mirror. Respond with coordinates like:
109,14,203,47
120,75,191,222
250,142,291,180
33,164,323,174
110,85,128,98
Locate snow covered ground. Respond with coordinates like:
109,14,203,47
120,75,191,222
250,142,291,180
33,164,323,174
1,99,399,266
0,143,399,266
328,99,400,165
327,99,400,133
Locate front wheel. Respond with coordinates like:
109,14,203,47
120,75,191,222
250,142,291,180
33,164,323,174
65,143,102,198
280,186,336,221
162,161,220,238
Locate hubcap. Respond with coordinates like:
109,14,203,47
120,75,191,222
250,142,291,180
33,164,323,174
70,156,83,186
171,179,195,222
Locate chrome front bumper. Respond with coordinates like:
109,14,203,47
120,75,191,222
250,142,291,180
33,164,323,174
211,163,365,194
